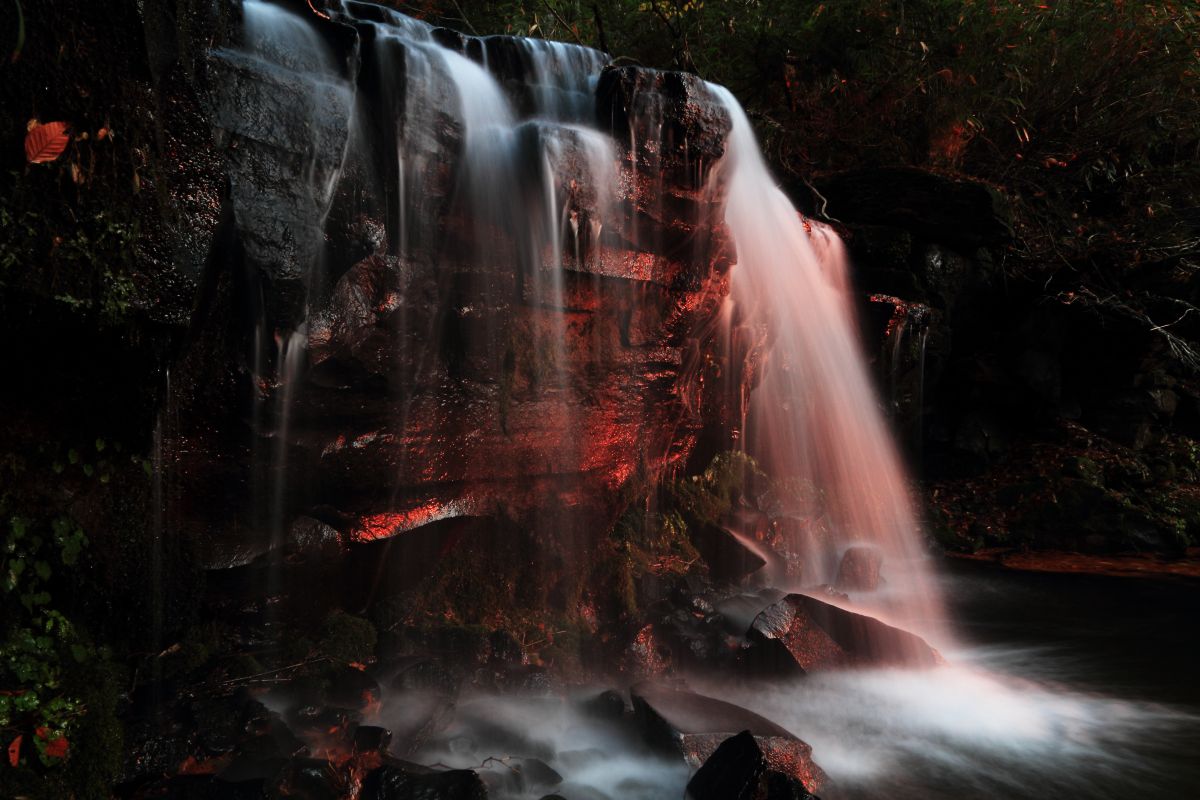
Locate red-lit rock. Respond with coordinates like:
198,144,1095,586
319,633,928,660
741,593,940,677
631,684,827,794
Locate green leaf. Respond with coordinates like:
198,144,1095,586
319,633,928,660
95,438,106,452
67,449,80,465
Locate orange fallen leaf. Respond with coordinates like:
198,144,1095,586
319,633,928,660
25,121,70,164
7,735,20,767
43,736,68,761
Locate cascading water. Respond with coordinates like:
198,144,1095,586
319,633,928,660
246,0,945,679
712,87,946,641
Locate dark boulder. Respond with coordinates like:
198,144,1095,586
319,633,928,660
631,684,826,794
686,731,820,800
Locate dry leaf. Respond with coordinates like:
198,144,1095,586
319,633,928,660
25,121,70,164
43,736,69,761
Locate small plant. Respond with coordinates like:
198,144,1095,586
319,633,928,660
0,438,125,780
1,507,92,768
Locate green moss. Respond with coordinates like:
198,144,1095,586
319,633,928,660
317,610,378,665
668,450,764,526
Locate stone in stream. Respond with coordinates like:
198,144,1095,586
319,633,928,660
580,688,628,722
360,759,488,800
686,731,820,800
740,592,940,677
630,684,826,794
833,545,884,592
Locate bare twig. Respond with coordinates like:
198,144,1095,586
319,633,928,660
448,0,478,35
541,0,585,46
803,178,842,224
218,656,329,687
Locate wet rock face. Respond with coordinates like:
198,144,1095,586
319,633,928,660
596,66,733,187
204,10,358,322
177,1,745,570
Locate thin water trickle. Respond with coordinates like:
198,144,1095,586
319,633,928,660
269,329,306,590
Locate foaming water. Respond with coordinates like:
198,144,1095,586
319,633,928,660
378,691,689,800
700,650,1200,800
712,85,946,642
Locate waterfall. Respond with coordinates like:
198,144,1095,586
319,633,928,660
711,86,946,640
230,0,944,644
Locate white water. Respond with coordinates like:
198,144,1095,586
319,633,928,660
387,692,690,800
